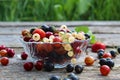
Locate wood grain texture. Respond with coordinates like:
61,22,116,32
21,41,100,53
0,21,120,27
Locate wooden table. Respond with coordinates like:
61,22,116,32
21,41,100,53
0,21,120,80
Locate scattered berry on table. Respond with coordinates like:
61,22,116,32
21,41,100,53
66,64,74,72
117,47,120,54
100,65,111,76
97,51,104,59
99,58,107,66
84,56,95,66
49,75,61,80
102,52,112,58
21,52,28,60
68,73,79,80
7,48,15,58
34,60,44,71
109,50,117,58
44,62,54,72
0,57,9,66
75,64,84,74
23,62,34,71
92,42,106,52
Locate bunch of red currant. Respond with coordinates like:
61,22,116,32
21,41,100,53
0,45,15,66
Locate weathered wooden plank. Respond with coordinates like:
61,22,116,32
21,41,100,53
0,21,120,27
0,34,120,47
0,48,120,80
0,26,120,35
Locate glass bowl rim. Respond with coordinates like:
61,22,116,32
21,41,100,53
19,37,90,44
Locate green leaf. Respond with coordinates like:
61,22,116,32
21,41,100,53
75,26,89,33
90,35,96,44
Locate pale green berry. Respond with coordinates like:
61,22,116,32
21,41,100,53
49,35,55,40
71,58,77,64
60,25,68,30
43,37,49,42
68,36,75,43
67,51,74,57
47,38,53,43
32,33,40,41
63,44,72,51
76,32,85,40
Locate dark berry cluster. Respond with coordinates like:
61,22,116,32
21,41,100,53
23,60,54,72
66,64,84,74
50,73,79,80
97,47,120,69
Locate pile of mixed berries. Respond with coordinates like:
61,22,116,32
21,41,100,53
0,45,15,66
21,25,89,65
20,24,120,80
91,42,120,76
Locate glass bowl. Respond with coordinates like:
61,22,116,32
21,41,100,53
20,38,89,68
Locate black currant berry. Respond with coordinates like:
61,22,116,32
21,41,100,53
98,51,104,59
84,33,90,39
49,75,61,80
110,50,117,58
66,64,74,72
44,62,54,72
40,24,50,32
75,65,84,74
99,58,107,66
97,49,105,53
63,78,71,80
30,28,36,34
106,59,115,69
49,26,56,32
117,47,120,54
68,73,79,80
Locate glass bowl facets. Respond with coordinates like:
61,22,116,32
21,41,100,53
20,38,89,68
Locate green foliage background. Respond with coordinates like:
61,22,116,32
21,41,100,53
0,0,120,21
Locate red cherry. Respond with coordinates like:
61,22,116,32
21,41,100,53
0,57,9,66
23,62,33,71
21,52,28,60
103,53,112,58
46,31,53,38
33,29,46,39
34,60,44,71
23,36,31,42
21,29,29,37
53,37,62,48
54,46,67,55
92,42,106,52
100,65,111,76
0,49,7,57
71,40,83,49
74,46,82,55
0,45,6,51
7,48,15,58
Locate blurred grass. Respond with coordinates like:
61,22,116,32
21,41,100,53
0,0,120,21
